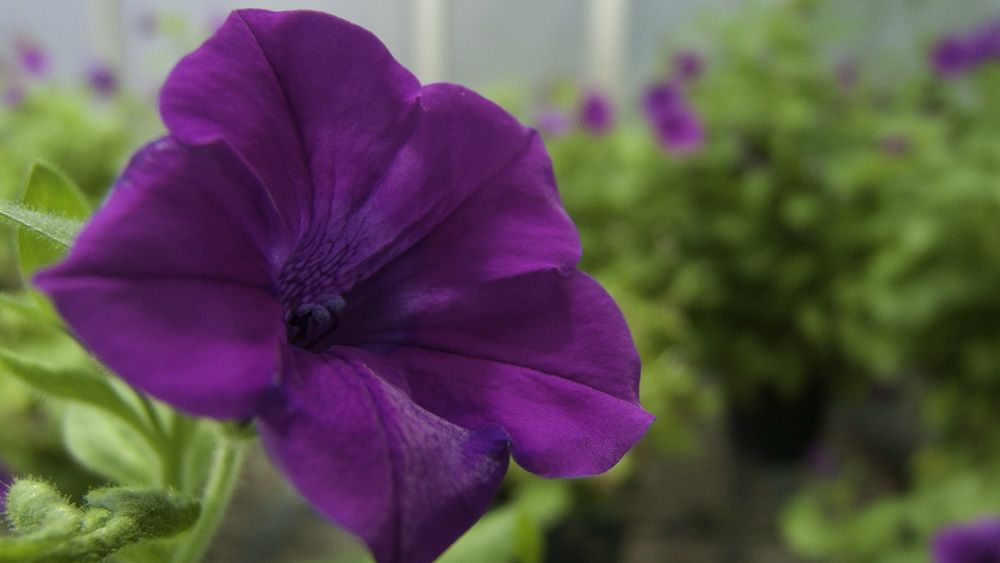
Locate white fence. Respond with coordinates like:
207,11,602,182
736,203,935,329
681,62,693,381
1,0,998,100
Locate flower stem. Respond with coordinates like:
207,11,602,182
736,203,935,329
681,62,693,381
170,426,249,563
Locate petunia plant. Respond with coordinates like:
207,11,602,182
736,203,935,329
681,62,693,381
1,9,650,563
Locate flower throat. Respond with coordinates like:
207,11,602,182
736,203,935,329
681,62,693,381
285,294,346,349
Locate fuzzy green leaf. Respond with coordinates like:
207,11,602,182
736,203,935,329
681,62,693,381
16,161,90,277
0,480,200,563
0,199,81,249
4,480,82,537
0,349,154,446
62,405,159,487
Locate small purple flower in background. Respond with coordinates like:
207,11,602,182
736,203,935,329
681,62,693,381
2,85,25,108
534,107,572,137
930,19,1000,77
14,38,49,77
880,135,911,157
967,20,1000,61
578,89,614,135
36,9,652,563
932,517,1000,563
642,80,684,115
836,59,858,91
136,11,159,37
651,109,704,154
805,443,839,478
930,34,970,77
674,50,704,82
642,81,705,154
86,63,118,98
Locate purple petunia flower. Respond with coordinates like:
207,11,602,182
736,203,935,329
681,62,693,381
835,59,858,91
35,10,652,563
1,85,25,108
14,38,49,77
880,135,911,157
932,517,1000,563
642,81,704,154
642,81,684,116
930,34,970,77
86,63,118,98
136,11,158,37
805,443,839,478
578,89,614,135
674,50,704,82
967,20,1000,60
930,19,1000,77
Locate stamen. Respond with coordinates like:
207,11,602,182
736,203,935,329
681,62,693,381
286,294,346,349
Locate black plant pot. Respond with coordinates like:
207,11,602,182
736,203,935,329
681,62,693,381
726,380,829,463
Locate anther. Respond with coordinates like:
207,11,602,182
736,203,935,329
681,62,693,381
286,294,346,349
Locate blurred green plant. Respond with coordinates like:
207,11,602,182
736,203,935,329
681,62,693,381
546,0,882,463
0,82,154,290
776,13,1000,560
0,149,248,562
1,480,200,563
542,0,1000,558
782,452,1000,562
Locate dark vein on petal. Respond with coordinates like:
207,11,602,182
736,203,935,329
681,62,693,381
347,130,547,297
396,347,646,414
352,360,404,563
366,338,638,403
235,12,318,230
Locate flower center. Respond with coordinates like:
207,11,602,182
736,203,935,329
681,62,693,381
286,294,346,349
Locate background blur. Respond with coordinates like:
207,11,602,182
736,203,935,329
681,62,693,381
3,0,1000,561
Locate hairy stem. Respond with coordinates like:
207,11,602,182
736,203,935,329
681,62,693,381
169,428,248,563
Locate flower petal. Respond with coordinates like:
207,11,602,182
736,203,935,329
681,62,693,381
275,81,568,308
161,8,420,227
321,119,646,475
344,267,652,477
259,348,510,563
326,84,574,287
34,138,287,418
164,11,571,301
334,128,579,322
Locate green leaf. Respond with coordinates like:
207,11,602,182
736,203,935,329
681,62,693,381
0,349,115,407
438,481,571,563
437,504,520,563
15,161,90,277
779,493,836,558
512,510,543,563
0,199,81,249
180,422,221,494
62,404,159,487
85,486,201,538
0,292,43,319
0,349,150,437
